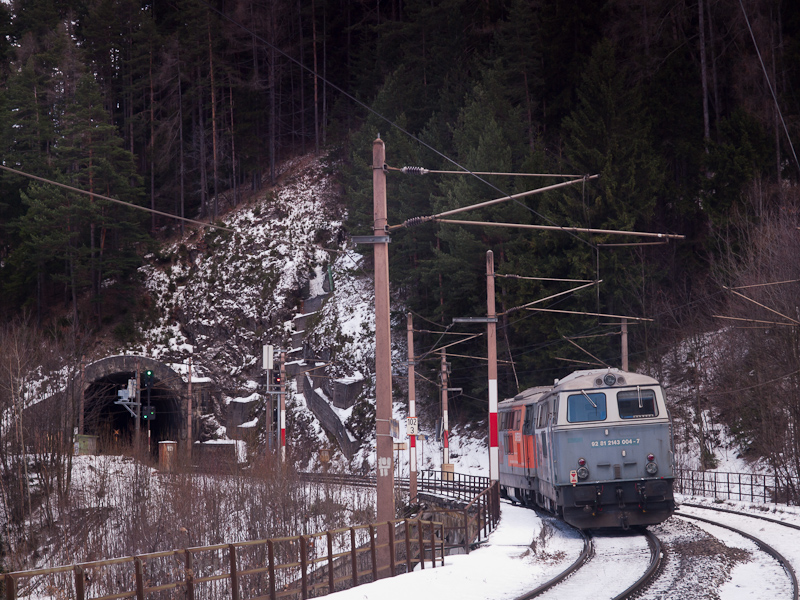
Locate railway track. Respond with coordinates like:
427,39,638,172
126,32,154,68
675,503,800,600
515,521,662,600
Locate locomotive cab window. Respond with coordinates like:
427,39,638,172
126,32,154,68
523,405,536,435
617,388,658,419
567,392,607,423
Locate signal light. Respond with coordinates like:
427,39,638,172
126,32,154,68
272,371,282,387
578,457,586,467
647,454,655,462
142,405,156,420
142,369,154,389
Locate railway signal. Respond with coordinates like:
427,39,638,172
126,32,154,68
142,369,154,389
262,345,287,461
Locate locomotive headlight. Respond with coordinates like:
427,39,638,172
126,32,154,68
603,373,617,386
577,466,590,480
645,461,658,475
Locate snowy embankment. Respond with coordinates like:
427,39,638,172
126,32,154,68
328,503,579,600
327,494,800,600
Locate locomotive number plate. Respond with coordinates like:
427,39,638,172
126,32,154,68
591,438,640,448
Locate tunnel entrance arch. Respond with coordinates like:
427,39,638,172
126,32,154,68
76,356,190,456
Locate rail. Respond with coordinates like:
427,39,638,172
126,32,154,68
674,468,799,505
678,510,798,600
2,518,445,600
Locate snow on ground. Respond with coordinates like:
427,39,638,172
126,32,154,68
326,493,800,600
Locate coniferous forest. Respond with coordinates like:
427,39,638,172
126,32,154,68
1,0,800,474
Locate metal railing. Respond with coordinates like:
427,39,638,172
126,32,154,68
3,518,445,600
422,481,501,554
674,468,798,505
299,470,501,551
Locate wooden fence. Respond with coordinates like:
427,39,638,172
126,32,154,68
4,473,502,599
3,518,444,600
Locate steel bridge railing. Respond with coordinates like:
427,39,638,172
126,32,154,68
674,467,799,505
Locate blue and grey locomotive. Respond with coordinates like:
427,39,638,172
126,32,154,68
498,368,675,529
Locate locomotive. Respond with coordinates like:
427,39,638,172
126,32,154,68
498,368,675,529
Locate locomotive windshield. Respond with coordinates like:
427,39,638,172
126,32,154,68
617,388,658,419
567,392,607,422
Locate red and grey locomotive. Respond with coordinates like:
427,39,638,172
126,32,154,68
498,368,675,529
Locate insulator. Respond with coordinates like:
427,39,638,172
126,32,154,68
401,166,429,175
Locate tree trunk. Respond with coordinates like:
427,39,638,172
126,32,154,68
230,84,237,206
698,0,710,147
270,2,277,184
312,0,319,155
198,66,208,218
208,18,219,220
299,0,306,154
178,50,185,236
150,50,156,233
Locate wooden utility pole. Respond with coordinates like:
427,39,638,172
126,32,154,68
407,313,417,499
187,356,193,457
135,360,141,451
487,251,499,481
373,137,394,559
441,349,449,467
621,318,629,371
79,356,85,436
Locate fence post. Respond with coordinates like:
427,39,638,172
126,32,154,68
185,551,195,600
417,520,425,570
267,540,276,600
299,536,309,599
439,523,445,566
369,525,378,581
134,558,145,600
387,521,396,577
483,496,488,538
350,528,358,587
327,531,335,593
463,508,470,554
229,544,240,600
430,521,444,568
74,565,85,600
404,520,412,573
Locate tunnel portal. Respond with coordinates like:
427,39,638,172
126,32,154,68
77,356,190,456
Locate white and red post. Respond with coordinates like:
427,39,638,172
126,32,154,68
441,349,449,466
280,350,287,461
487,250,499,481
407,313,417,498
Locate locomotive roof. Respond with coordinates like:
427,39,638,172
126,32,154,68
554,368,659,390
500,385,551,406
499,369,661,407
